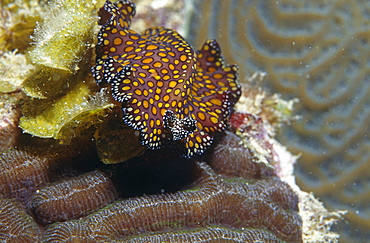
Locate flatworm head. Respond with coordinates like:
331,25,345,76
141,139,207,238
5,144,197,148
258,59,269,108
92,0,241,158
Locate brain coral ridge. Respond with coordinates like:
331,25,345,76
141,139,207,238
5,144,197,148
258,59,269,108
42,161,302,242
0,198,41,242
0,138,98,205
0,127,302,241
27,170,118,225
119,226,286,242
92,0,241,158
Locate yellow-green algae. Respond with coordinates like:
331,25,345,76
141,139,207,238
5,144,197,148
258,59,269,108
0,0,46,53
94,108,146,164
24,0,104,99
0,0,45,93
20,87,114,140
19,0,110,138
14,0,146,163
0,50,33,93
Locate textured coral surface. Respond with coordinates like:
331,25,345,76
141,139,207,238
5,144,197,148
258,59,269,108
0,130,302,242
28,170,118,224
42,160,301,242
187,0,370,241
0,198,41,242
0,92,22,151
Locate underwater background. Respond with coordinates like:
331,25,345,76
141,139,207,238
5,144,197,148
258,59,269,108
186,0,369,242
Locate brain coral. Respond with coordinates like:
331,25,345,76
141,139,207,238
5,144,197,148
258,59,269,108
0,198,41,242
0,128,303,242
187,0,370,241
42,160,301,242
0,113,303,242
122,226,285,242
27,170,118,224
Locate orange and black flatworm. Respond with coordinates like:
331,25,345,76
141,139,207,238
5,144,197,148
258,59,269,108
92,0,241,158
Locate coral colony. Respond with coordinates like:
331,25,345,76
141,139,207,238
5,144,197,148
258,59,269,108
0,0,305,242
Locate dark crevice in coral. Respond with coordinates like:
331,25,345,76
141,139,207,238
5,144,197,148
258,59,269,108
108,149,198,198
40,161,301,242
0,128,302,242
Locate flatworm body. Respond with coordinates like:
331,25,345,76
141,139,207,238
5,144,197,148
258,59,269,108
92,0,241,157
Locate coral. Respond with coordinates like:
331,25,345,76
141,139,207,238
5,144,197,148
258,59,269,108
42,161,301,242
187,0,368,241
2,0,346,242
122,227,285,243
93,0,241,157
299,192,347,243
0,92,23,152
0,149,50,204
206,130,275,179
0,138,97,204
0,198,41,242
131,0,187,34
0,104,304,242
0,131,303,242
28,170,118,224
233,72,298,128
